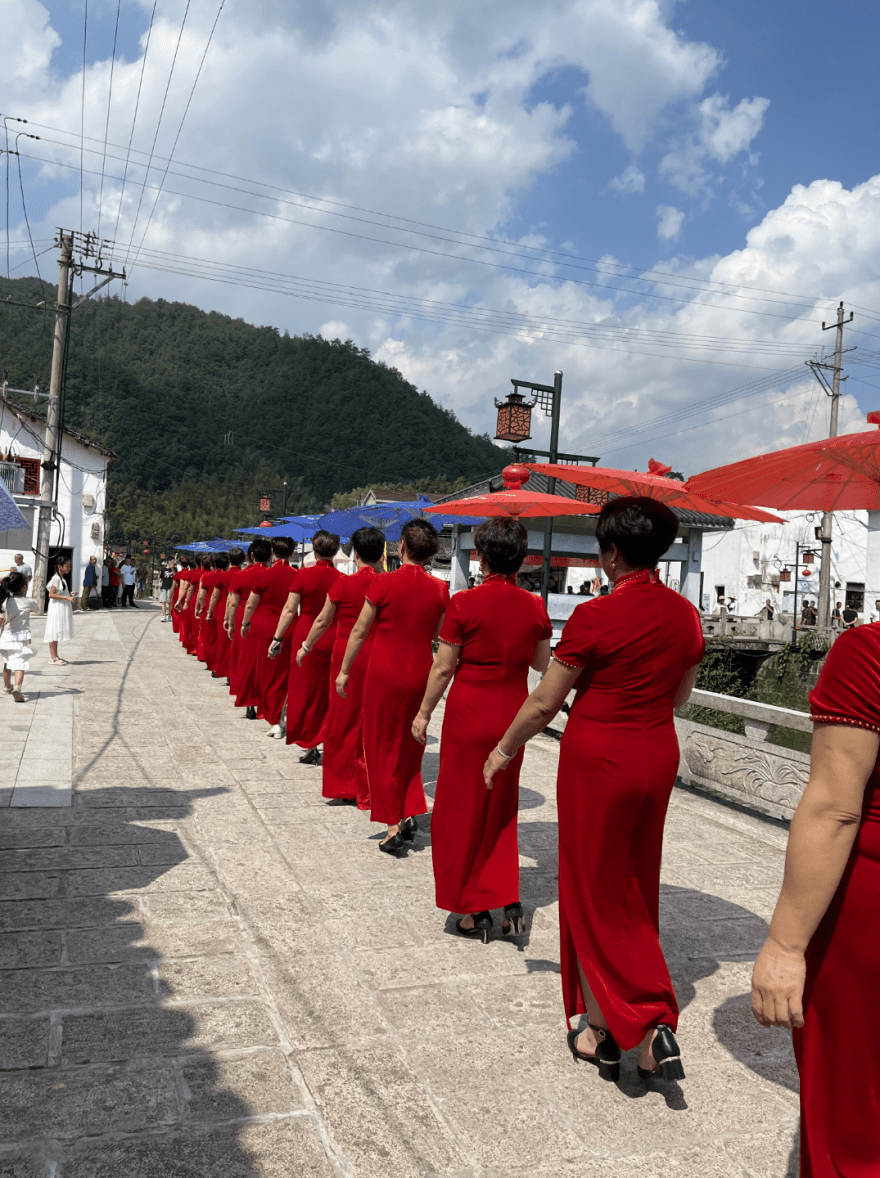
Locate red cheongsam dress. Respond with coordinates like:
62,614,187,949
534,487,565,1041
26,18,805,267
552,571,704,1049
285,560,343,748
321,565,379,806
248,560,298,726
197,569,221,668
795,625,880,1178
228,563,268,704
210,566,235,679
431,577,551,913
361,564,449,825
171,570,184,635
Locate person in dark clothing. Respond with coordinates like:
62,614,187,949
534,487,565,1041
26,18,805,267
81,556,98,610
842,604,859,629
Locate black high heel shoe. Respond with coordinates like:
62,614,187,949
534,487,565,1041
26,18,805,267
502,902,525,936
637,1024,685,1082
299,746,321,765
455,911,493,944
400,817,418,842
379,832,406,856
245,706,257,720
566,1023,621,1083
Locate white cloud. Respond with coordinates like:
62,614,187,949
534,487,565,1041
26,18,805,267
656,205,685,240
660,92,770,195
610,164,646,194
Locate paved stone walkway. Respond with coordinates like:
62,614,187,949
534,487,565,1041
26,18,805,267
0,606,800,1176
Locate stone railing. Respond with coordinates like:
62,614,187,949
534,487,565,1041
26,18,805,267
532,676,811,823
676,689,811,822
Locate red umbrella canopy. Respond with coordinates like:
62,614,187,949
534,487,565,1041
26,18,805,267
422,464,601,520
688,414,880,512
526,459,784,524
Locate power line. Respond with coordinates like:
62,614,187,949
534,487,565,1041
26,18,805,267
22,116,880,325
123,0,193,267
111,0,158,245
96,0,121,239
126,0,225,271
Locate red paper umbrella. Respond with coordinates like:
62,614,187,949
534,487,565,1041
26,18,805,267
688,414,880,512
526,458,785,524
422,464,601,519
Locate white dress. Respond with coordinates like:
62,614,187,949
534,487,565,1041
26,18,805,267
44,575,74,643
0,596,38,671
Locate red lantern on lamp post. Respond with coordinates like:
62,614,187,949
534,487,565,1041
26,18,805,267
494,391,533,442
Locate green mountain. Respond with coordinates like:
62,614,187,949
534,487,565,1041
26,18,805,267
0,276,507,544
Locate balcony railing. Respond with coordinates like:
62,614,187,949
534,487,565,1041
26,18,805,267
0,461,26,495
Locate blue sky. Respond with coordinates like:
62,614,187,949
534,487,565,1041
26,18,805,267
3,0,880,474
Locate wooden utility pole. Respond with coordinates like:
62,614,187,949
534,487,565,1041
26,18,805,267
31,233,73,609
809,301,853,629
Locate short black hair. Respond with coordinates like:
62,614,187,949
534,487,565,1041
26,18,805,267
228,546,245,568
313,530,340,559
199,553,214,570
213,552,230,571
596,497,678,568
400,518,439,563
6,570,27,596
474,517,528,575
351,526,385,563
271,536,295,559
250,537,272,563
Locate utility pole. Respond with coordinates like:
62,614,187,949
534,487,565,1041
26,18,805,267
31,233,72,609
808,301,854,629
31,229,125,609
539,372,563,602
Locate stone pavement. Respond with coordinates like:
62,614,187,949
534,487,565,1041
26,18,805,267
0,605,800,1177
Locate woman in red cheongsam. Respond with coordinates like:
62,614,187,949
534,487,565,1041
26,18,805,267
170,559,188,635
227,538,270,717
339,519,449,855
195,553,228,669
752,626,880,1177
290,526,385,805
239,536,297,736
204,547,245,680
485,498,704,1082
413,518,551,942
274,531,342,761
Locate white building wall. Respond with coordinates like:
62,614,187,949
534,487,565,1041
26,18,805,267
0,414,110,594
699,511,874,619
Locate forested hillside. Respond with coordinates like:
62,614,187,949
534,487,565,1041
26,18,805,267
0,276,506,542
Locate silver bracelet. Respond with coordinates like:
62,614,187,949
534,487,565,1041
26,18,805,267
302,640,312,653
496,743,515,760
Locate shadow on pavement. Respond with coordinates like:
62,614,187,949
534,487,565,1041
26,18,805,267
0,786,271,1176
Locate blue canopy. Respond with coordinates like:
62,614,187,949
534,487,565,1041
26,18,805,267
235,521,320,541
317,498,479,540
0,478,29,532
175,538,241,553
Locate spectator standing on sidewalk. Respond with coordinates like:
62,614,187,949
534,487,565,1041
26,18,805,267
120,558,137,608
136,561,148,599
10,554,32,586
81,556,98,610
101,558,111,607
45,558,74,665
107,558,121,607
158,565,175,622
0,571,38,701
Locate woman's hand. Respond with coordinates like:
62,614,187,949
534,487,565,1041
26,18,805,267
335,671,349,698
483,747,511,790
411,713,430,744
240,621,251,638
751,938,807,1029
295,645,309,667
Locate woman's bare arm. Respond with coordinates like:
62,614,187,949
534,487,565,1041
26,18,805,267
530,638,552,673
273,591,301,643
336,601,377,696
412,642,460,743
674,664,700,709
483,660,581,787
194,585,209,618
296,598,337,666
751,723,876,1029
205,586,222,620
241,590,261,630
224,589,240,632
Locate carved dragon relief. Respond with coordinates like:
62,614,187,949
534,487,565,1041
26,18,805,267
683,732,808,808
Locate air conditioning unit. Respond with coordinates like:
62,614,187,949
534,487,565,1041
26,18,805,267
752,550,760,562
82,494,95,510
90,522,102,541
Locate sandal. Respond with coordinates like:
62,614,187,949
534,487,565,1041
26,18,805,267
48,658,68,665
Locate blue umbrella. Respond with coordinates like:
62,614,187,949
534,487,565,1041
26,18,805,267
317,499,478,537
0,478,29,531
235,520,321,541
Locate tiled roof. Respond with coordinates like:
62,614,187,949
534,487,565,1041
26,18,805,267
1,395,117,459
432,469,734,530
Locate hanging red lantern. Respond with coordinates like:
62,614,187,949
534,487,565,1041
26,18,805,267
802,567,812,577
494,391,533,442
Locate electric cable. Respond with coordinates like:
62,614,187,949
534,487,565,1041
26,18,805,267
111,0,158,246
96,0,121,239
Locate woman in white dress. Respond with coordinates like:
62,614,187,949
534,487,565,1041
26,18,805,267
0,571,38,702
45,558,75,665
